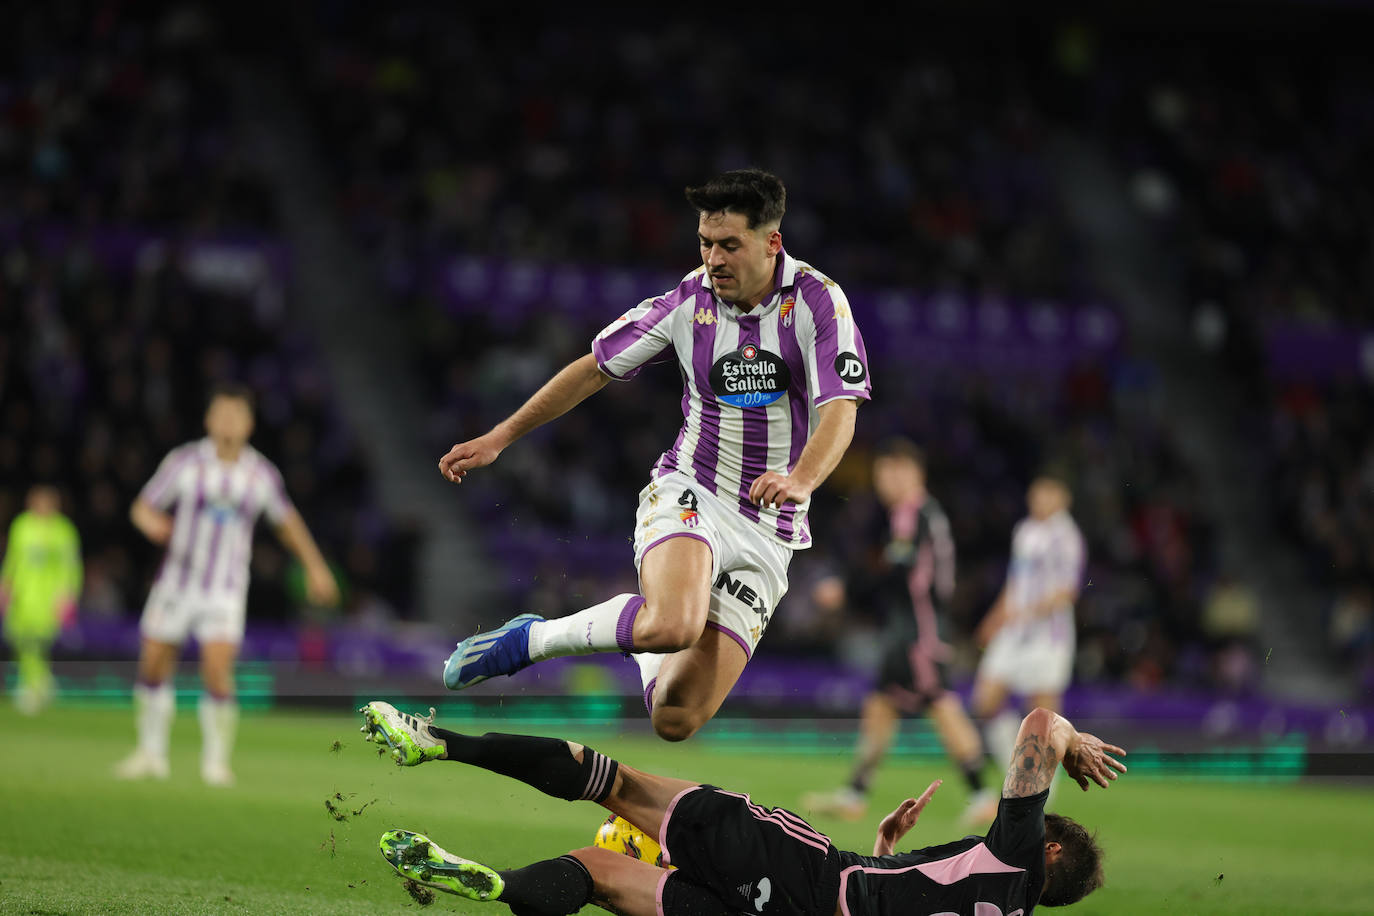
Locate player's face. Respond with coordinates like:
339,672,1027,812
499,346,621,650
1028,479,1067,519
205,396,254,447
27,486,59,514
873,456,924,508
698,210,782,308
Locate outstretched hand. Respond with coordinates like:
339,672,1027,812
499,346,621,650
439,434,503,483
874,780,942,856
1062,732,1128,791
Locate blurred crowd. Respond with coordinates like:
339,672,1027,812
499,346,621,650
1090,23,1374,689
4,3,1371,695
290,9,1084,301
1,4,417,629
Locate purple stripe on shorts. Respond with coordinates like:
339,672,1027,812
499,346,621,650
688,294,722,488
734,318,767,523
706,621,753,660
615,595,646,653
639,532,713,567
643,676,657,714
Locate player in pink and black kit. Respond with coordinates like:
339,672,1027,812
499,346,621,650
439,169,870,741
357,700,1121,915
804,438,990,824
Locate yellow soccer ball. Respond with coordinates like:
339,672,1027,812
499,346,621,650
593,814,668,868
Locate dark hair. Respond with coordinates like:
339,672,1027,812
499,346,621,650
874,436,927,472
1034,466,1071,489
208,381,255,412
1040,813,1104,906
684,168,786,229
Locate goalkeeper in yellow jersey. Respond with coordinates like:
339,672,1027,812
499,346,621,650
1,485,82,715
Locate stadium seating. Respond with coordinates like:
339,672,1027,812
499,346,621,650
0,6,416,627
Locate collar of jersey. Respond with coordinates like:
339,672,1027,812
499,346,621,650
699,249,798,316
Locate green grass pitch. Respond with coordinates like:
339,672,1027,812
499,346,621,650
1,702,1371,914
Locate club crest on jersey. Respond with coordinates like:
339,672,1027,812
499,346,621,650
780,297,795,327
710,345,791,407
695,307,716,326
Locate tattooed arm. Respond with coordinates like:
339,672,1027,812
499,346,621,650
1002,708,1128,798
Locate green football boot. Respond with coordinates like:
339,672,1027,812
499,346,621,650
380,829,505,901
359,701,448,766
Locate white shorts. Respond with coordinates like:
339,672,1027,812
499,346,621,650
139,583,248,646
632,472,793,658
977,623,1075,697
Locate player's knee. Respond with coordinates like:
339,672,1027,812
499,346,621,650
650,705,706,742
201,669,235,698
634,612,706,653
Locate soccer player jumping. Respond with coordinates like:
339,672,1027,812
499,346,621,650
439,169,870,741
360,700,1123,914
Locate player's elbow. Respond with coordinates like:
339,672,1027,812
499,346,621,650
1020,707,1056,739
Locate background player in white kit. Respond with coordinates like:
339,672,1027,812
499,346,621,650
969,473,1085,797
438,169,870,741
115,385,339,785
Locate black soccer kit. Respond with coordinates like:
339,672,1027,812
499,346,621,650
845,495,957,712
836,790,1048,916
657,786,1046,916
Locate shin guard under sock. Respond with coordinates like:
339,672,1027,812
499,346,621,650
429,729,619,802
498,855,594,916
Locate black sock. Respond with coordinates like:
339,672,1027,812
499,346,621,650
430,728,619,802
498,855,594,916
961,759,985,794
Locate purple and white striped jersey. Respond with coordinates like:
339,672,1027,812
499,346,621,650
592,251,871,548
139,438,293,600
1005,509,1085,642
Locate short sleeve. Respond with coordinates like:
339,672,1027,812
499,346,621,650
255,459,294,525
592,295,679,381
805,285,872,407
985,790,1048,872
139,446,193,509
1050,521,1086,594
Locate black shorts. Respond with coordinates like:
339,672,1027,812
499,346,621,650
660,785,842,916
875,621,949,714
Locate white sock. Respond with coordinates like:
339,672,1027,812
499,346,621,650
634,651,664,689
135,682,174,761
634,652,665,713
986,710,1022,769
199,693,239,770
527,594,644,661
